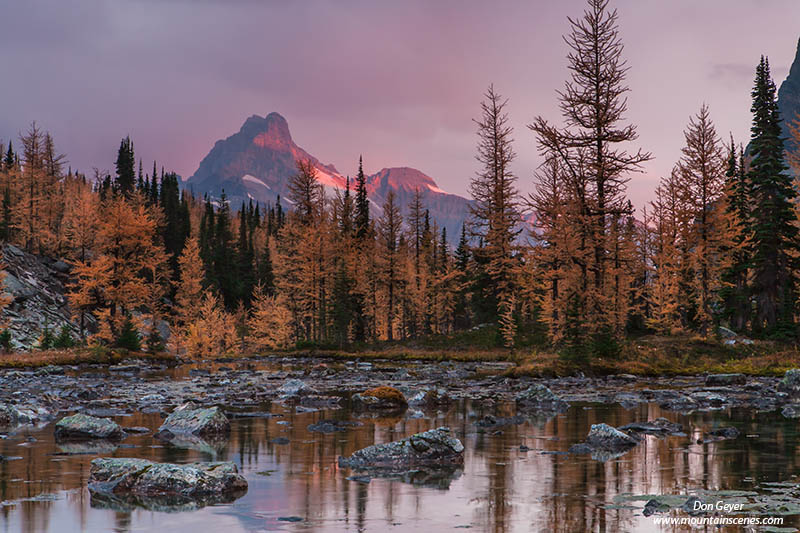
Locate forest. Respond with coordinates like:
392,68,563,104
1,0,800,365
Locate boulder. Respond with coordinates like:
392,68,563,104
514,384,569,413
54,414,125,441
585,423,640,452
88,458,247,500
705,373,746,386
156,404,230,438
338,427,464,471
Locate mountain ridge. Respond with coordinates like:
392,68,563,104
185,112,472,241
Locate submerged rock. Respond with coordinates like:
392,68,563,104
643,498,671,516
88,458,247,508
338,426,464,471
474,414,524,431
156,404,230,438
515,384,569,413
307,419,363,433
699,426,740,443
54,414,125,441
619,418,683,436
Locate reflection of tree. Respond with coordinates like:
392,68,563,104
6,392,800,532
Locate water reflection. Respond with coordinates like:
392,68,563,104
1,399,800,532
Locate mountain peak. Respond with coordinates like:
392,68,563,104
778,37,800,140
238,112,293,150
369,167,442,194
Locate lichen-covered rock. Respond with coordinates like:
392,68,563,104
54,414,125,440
157,404,230,438
88,458,247,501
352,386,407,410
582,423,640,456
705,373,746,386
338,427,464,471
514,384,569,413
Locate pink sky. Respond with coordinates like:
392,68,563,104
1,0,799,209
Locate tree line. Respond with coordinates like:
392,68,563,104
1,0,800,358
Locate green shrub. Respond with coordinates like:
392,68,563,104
39,326,55,350
53,325,75,349
0,330,11,352
114,318,141,352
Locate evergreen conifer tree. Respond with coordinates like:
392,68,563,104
747,57,799,336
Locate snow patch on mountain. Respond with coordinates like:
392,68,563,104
242,174,270,189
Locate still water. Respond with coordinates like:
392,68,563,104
1,395,799,532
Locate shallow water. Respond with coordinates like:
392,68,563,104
2,395,800,532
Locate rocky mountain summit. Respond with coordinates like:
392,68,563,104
778,37,800,156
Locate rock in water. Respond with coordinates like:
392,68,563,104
584,423,639,452
338,427,464,470
157,404,230,438
276,379,317,400
352,386,408,410
514,384,569,413
88,458,247,499
54,414,125,441
779,369,800,398
0,403,47,427
705,373,746,386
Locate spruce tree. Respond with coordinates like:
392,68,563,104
4,141,14,171
747,57,799,337
237,203,255,305
354,156,370,240
719,141,751,332
114,136,135,196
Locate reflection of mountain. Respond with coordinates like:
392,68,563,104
4,393,799,532
184,113,472,242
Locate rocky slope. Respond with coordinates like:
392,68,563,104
184,113,472,242
1,244,83,350
778,37,800,158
